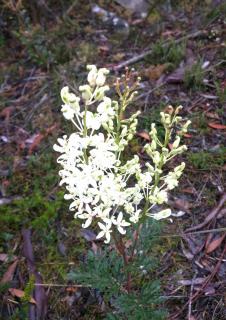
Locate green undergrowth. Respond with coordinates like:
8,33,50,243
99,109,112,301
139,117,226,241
188,147,226,170
184,59,205,90
0,152,65,232
11,15,98,69
145,40,186,70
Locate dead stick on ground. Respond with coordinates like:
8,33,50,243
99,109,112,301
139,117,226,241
22,229,47,320
186,193,226,232
168,245,226,320
188,271,197,320
35,283,91,288
113,30,206,71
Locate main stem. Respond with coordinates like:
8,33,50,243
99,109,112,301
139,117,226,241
112,230,132,292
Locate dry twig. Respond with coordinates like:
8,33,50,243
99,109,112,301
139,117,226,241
186,193,226,232
113,31,206,71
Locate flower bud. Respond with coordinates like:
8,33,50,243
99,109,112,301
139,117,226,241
95,85,109,101
172,136,180,149
175,105,183,114
79,85,92,101
150,123,157,137
87,65,98,87
181,120,191,133
60,86,70,104
150,139,157,150
153,151,160,165
96,68,109,86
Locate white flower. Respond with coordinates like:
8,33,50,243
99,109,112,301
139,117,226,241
148,208,171,220
129,209,141,223
181,120,191,133
61,104,76,120
85,111,101,130
137,171,152,189
87,65,98,87
95,68,109,86
149,188,168,204
60,87,81,120
124,202,134,214
156,189,168,204
164,162,185,190
60,86,70,104
78,204,95,228
121,155,141,175
112,212,130,234
97,97,114,122
54,66,188,243
96,219,112,243
60,87,80,113
53,135,67,153
79,85,92,101
166,173,177,189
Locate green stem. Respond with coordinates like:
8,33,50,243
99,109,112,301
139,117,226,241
83,104,88,164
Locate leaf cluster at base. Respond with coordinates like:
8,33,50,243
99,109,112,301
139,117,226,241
68,220,167,319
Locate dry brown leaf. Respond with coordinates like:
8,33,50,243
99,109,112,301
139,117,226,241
144,64,167,81
205,234,226,254
0,106,15,122
183,133,193,138
28,124,57,155
181,187,196,195
9,288,36,304
208,122,226,130
136,131,150,141
171,198,191,213
1,259,18,284
98,45,110,52
205,233,213,251
112,53,126,62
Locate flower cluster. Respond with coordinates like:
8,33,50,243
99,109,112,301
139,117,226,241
54,65,190,243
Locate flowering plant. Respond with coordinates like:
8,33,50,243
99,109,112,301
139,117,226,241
54,65,190,244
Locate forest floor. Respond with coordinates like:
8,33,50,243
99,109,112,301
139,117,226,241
0,1,226,319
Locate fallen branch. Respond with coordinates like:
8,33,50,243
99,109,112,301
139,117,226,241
34,283,91,288
113,30,206,71
22,229,47,320
185,193,226,233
